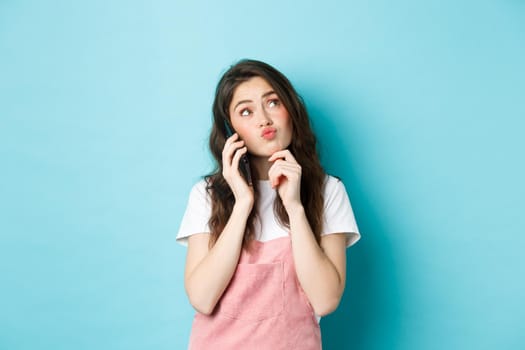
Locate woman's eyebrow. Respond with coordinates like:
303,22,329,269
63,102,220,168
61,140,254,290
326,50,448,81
233,99,252,111
261,90,276,98
233,91,276,111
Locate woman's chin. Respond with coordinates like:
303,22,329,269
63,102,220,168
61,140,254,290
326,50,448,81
248,146,279,158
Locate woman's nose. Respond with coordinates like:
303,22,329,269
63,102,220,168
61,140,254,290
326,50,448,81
257,108,272,126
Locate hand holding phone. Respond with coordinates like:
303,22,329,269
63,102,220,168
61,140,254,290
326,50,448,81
224,121,253,186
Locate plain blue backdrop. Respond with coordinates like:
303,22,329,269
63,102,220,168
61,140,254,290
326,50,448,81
1,1,524,349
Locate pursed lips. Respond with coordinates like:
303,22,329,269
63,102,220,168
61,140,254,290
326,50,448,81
261,127,276,140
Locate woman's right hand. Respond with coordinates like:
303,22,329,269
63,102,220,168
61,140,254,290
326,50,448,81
222,133,254,209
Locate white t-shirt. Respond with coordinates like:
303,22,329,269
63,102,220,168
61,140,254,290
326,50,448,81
176,175,360,246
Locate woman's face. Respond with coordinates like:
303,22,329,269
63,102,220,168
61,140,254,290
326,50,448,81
228,76,292,158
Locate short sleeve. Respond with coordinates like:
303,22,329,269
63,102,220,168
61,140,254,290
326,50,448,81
176,180,211,246
322,176,361,247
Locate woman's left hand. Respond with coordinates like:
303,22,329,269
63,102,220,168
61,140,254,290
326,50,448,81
268,150,302,211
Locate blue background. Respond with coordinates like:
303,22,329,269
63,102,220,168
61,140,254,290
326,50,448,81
1,1,524,349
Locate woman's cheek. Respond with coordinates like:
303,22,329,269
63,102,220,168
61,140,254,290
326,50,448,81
236,128,256,150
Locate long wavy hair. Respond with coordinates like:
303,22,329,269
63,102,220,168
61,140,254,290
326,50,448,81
205,59,326,248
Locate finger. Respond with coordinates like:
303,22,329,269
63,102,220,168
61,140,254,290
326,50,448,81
268,149,298,164
268,162,301,187
268,160,300,177
223,145,247,181
224,137,243,154
231,146,248,171
267,163,281,187
228,140,245,153
269,169,299,189
222,139,245,164
224,132,239,148
268,159,299,174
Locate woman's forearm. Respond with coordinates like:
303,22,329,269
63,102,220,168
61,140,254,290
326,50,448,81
287,205,346,316
185,202,251,314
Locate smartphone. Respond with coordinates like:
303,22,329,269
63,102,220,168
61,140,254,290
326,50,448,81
224,120,253,186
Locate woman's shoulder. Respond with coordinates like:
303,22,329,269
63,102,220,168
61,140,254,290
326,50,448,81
191,178,209,191
187,178,212,201
323,174,345,192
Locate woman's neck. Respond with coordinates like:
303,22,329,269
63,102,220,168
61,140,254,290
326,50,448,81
250,155,272,180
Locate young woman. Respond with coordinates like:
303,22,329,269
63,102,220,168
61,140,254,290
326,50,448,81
177,59,360,349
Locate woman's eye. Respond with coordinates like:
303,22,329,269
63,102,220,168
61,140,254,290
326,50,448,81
240,109,251,116
268,99,280,108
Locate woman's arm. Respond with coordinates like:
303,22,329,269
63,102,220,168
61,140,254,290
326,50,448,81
287,207,347,316
184,133,254,315
184,201,251,315
268,150,347,316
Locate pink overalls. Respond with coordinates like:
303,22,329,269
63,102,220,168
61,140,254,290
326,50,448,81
188,236,322,349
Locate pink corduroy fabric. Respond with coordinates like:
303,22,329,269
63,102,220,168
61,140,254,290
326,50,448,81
188,236,321,350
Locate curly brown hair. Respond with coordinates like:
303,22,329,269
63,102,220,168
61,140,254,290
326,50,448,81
205,59,326,248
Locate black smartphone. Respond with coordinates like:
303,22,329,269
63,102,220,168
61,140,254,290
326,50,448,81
224,120,253,186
